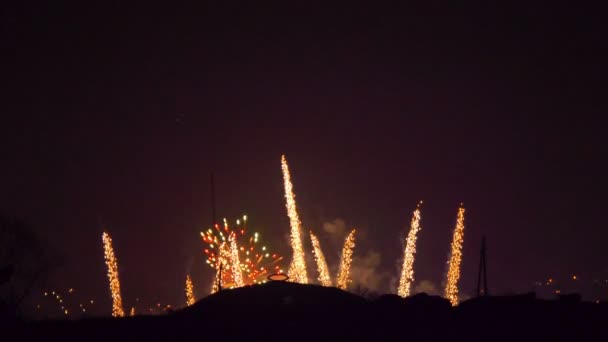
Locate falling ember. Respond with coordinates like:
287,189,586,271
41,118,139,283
229,234,245,288
444,206,466,306
397,204,423,298
336,229,356,290
102,232,125,317
185,274,196,306
309,231,332,286
281,155,308,284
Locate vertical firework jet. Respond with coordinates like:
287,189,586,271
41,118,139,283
185,274,196,306
281,155,308,284
336,229,356,290
398,204,423,298
445,206,466,306
229,234,245,288
309,231,332,286
211,242,229,294
129,307,135,316
102,232,125,317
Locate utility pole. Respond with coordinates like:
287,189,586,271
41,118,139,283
476,236,489,296
211,173,221,292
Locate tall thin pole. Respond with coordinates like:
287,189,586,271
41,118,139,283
211,172,221,292
476,236,488,296
210,173,217,228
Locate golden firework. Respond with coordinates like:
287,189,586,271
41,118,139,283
444,206,466,306
398,204,423,297
281,155,308,284
185,274,196,306
102,232,125,317
310,231,332,286
336,229,356,290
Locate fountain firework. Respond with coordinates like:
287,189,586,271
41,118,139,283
102,231,125,317
185,274,195,306
336,229,356,290
310,231,332,286
281,155,308,284
398,203,423,297
229,233,245,288
444,205,466,306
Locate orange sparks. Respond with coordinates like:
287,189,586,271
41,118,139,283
336,229,356,290
444,206,466,306
102,232,125,317
281,155,308,284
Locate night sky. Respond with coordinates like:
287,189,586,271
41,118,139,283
2,3,607,316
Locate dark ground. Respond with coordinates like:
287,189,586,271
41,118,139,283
9,281,605,341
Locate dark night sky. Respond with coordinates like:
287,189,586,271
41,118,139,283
2,3,607,315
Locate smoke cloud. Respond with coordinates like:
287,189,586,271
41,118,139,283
349,250,391,293
323,218,346,236
413,279,440,296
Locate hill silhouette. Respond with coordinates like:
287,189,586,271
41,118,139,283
12,282,607,341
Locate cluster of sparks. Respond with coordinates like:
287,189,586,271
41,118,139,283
398,204,423,298
444,206,466,306
281,155,308,284
185,274,196,306
102,232,125,317
229,234,245,287
201,217,284,291
336,229,356,290
309,231,332,286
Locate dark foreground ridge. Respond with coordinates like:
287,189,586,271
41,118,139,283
14,282,606,341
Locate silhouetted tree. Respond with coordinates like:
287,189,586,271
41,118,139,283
0,215,57,317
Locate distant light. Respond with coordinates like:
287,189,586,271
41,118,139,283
572,275,577,280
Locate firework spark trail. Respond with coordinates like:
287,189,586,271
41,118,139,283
309,231,332,286
102,232,125,317
336,229,356,290
229,234,245,288
129,307,135,316
281,155,308,284
444,206,466,306
210,242,228,294
398,204,423,298
203,216,283,289
185,274,195,306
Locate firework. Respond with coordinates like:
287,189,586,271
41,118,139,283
281,155,308,284
229,234,245,288
130,307,135,316
398,203,423,298
210,242,229,294
102,232,125,317
309,231,332,286
202,216,283,290
444,206,466,306
185,274,196,306
336,229,356,290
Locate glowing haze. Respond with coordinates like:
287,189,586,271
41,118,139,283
444,206,466,306
336,229,356,290
281,155,308,284
102,232,125,317
309,231,332,286
398,204,423,297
